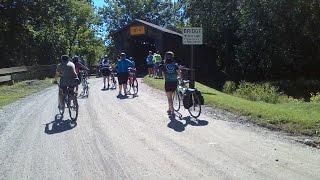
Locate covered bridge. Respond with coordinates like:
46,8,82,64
111,19,217,83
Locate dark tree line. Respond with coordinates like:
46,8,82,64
184,0,320,80
0,0,105,68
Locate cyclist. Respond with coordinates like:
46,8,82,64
161,51,181,116
100,55,111,89
146,51,154,77
53,55,79,108
72,56,89,94
153,51,162,78
117,52,133,98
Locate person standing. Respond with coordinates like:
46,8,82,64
153,51,162,78
146,51,154,77
100,55,111,90
162,51,181,116
117,53,133,98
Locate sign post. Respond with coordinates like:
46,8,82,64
182,27,203,88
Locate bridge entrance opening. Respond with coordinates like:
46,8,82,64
128,36,156,71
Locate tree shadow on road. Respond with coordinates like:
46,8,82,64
167,113,209,132
44,114,77,135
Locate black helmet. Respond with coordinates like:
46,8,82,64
72,56,79,63
61,55,69,63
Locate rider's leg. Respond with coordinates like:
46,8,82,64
58,88,64,107
107,76,110,88
166,91,174,113
103,76,106,89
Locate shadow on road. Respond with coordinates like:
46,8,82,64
44,114,77,135
167,114,209,132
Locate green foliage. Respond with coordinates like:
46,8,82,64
0,79,53,108
234,81,283,104
184,0,320,79
144,76,320,137
99,0,183,34
0,0,105,68
222,81,237,94
310,92,320,103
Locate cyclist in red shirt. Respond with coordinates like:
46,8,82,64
72,56,89,95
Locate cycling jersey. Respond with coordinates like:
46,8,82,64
74,62,84,75
56,62,78,87
162,63,179,82
101,60,110,70
153,53,162,63
117,59,133,73
146,55,154,65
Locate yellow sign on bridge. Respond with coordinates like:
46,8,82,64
130,26,145,35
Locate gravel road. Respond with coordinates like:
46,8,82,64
0,78,319,180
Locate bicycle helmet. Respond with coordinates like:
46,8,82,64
72,56,79,63
165,51,174,59
61,55,69,63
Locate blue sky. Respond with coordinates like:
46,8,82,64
93,0,106,8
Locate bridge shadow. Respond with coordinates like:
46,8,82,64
167,113,209,132
44,114,77,135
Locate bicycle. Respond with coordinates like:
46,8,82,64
57,82,79,121
79,70,89,97
127,67,138,96
173,77,202,119
109,67,117,90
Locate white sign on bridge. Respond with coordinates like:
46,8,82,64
182,27,203,45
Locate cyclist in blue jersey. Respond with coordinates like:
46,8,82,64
162,51,181,116
146,51,154,77
117,52,133,98
100,55,111,89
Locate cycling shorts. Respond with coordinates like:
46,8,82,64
117,72,129,85
165,81,178,92
101,68,111,76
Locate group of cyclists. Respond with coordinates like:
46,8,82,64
54,50,182,118
146,51,163,78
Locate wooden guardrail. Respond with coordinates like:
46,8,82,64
0,65,56,84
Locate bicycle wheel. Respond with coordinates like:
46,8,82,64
58,101,65,115
127,78,132,94
68,95,78,121
188,91,202,118
113,77,117,89
173,90,181,111
85,82,89,97
132,78,138,95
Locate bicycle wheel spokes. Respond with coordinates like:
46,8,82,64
133,78,138,95
173,91,181,111
68,96,78,121
85,84,89,97
188,92,202,118
127,78,132,94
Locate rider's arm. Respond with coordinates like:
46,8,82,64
176,64,182,78
81,64,89,70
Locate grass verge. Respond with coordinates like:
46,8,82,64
0,79,54,108
143,76,320,137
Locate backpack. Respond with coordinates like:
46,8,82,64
183,93,193,109
195,89,204,105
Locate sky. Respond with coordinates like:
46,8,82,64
93,0,106,8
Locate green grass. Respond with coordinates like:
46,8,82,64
143,76,320,137
0,79,53,108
